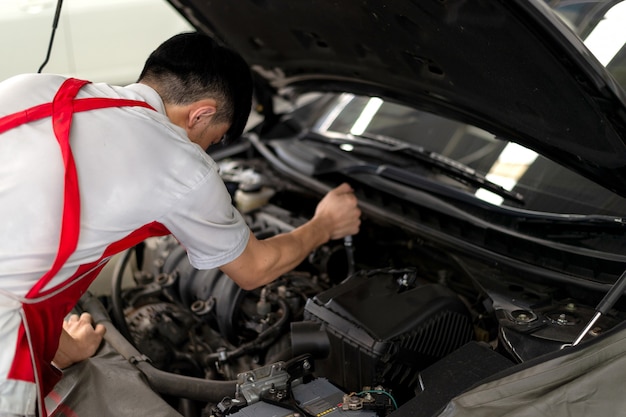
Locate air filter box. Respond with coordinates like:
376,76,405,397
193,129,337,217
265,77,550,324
303,268,474,397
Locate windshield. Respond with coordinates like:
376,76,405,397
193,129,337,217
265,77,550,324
547,0,626,91
310,93,626,217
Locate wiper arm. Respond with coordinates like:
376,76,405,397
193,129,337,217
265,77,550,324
309,130,525,205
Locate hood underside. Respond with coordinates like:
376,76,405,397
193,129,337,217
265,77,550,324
168,0,626,197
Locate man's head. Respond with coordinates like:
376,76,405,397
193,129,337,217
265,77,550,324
138,32,253,148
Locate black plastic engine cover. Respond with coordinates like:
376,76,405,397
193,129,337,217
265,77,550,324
303,268,475,397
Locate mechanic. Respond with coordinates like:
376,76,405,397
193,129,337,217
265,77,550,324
0,32,361,417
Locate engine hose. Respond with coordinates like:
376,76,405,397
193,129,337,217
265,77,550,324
203,298,291,363
78,292,238,403
110,248,135,343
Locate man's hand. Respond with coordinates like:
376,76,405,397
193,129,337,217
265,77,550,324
313,183,361,241
53,312,106,370
221,183,361,290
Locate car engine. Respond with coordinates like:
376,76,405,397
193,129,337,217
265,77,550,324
101,140,624,417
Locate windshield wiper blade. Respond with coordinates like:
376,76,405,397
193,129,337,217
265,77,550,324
309,130,525,205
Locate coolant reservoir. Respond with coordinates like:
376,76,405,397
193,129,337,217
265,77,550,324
234,186,275,213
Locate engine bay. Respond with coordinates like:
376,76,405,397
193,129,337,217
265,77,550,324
98,144,623,416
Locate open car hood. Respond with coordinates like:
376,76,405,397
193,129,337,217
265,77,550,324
167,0,626,197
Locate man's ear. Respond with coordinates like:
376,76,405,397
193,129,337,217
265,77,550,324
188,105,217,128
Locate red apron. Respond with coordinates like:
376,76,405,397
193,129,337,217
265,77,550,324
0,78,171,416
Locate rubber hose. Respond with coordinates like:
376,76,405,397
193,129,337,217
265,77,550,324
79,293,237,402
110,248,135,343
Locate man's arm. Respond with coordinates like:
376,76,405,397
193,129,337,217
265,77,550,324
53,312,106,369
220,182,361,290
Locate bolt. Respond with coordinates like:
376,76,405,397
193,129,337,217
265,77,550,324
589,327,603,336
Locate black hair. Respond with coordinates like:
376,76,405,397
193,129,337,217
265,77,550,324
138,32,253,141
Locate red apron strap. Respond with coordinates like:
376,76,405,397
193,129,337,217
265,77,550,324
24,79,89,296
22,80,155,296
0,97,154,135
74,97,155,113
0,103,52,135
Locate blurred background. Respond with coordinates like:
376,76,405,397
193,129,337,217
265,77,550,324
0,0,193,85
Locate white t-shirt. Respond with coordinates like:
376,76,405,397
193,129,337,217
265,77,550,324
0,73,249,415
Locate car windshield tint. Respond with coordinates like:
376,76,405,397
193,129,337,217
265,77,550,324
312,93,626,217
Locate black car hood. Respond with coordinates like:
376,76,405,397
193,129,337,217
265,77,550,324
168,0,626,197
